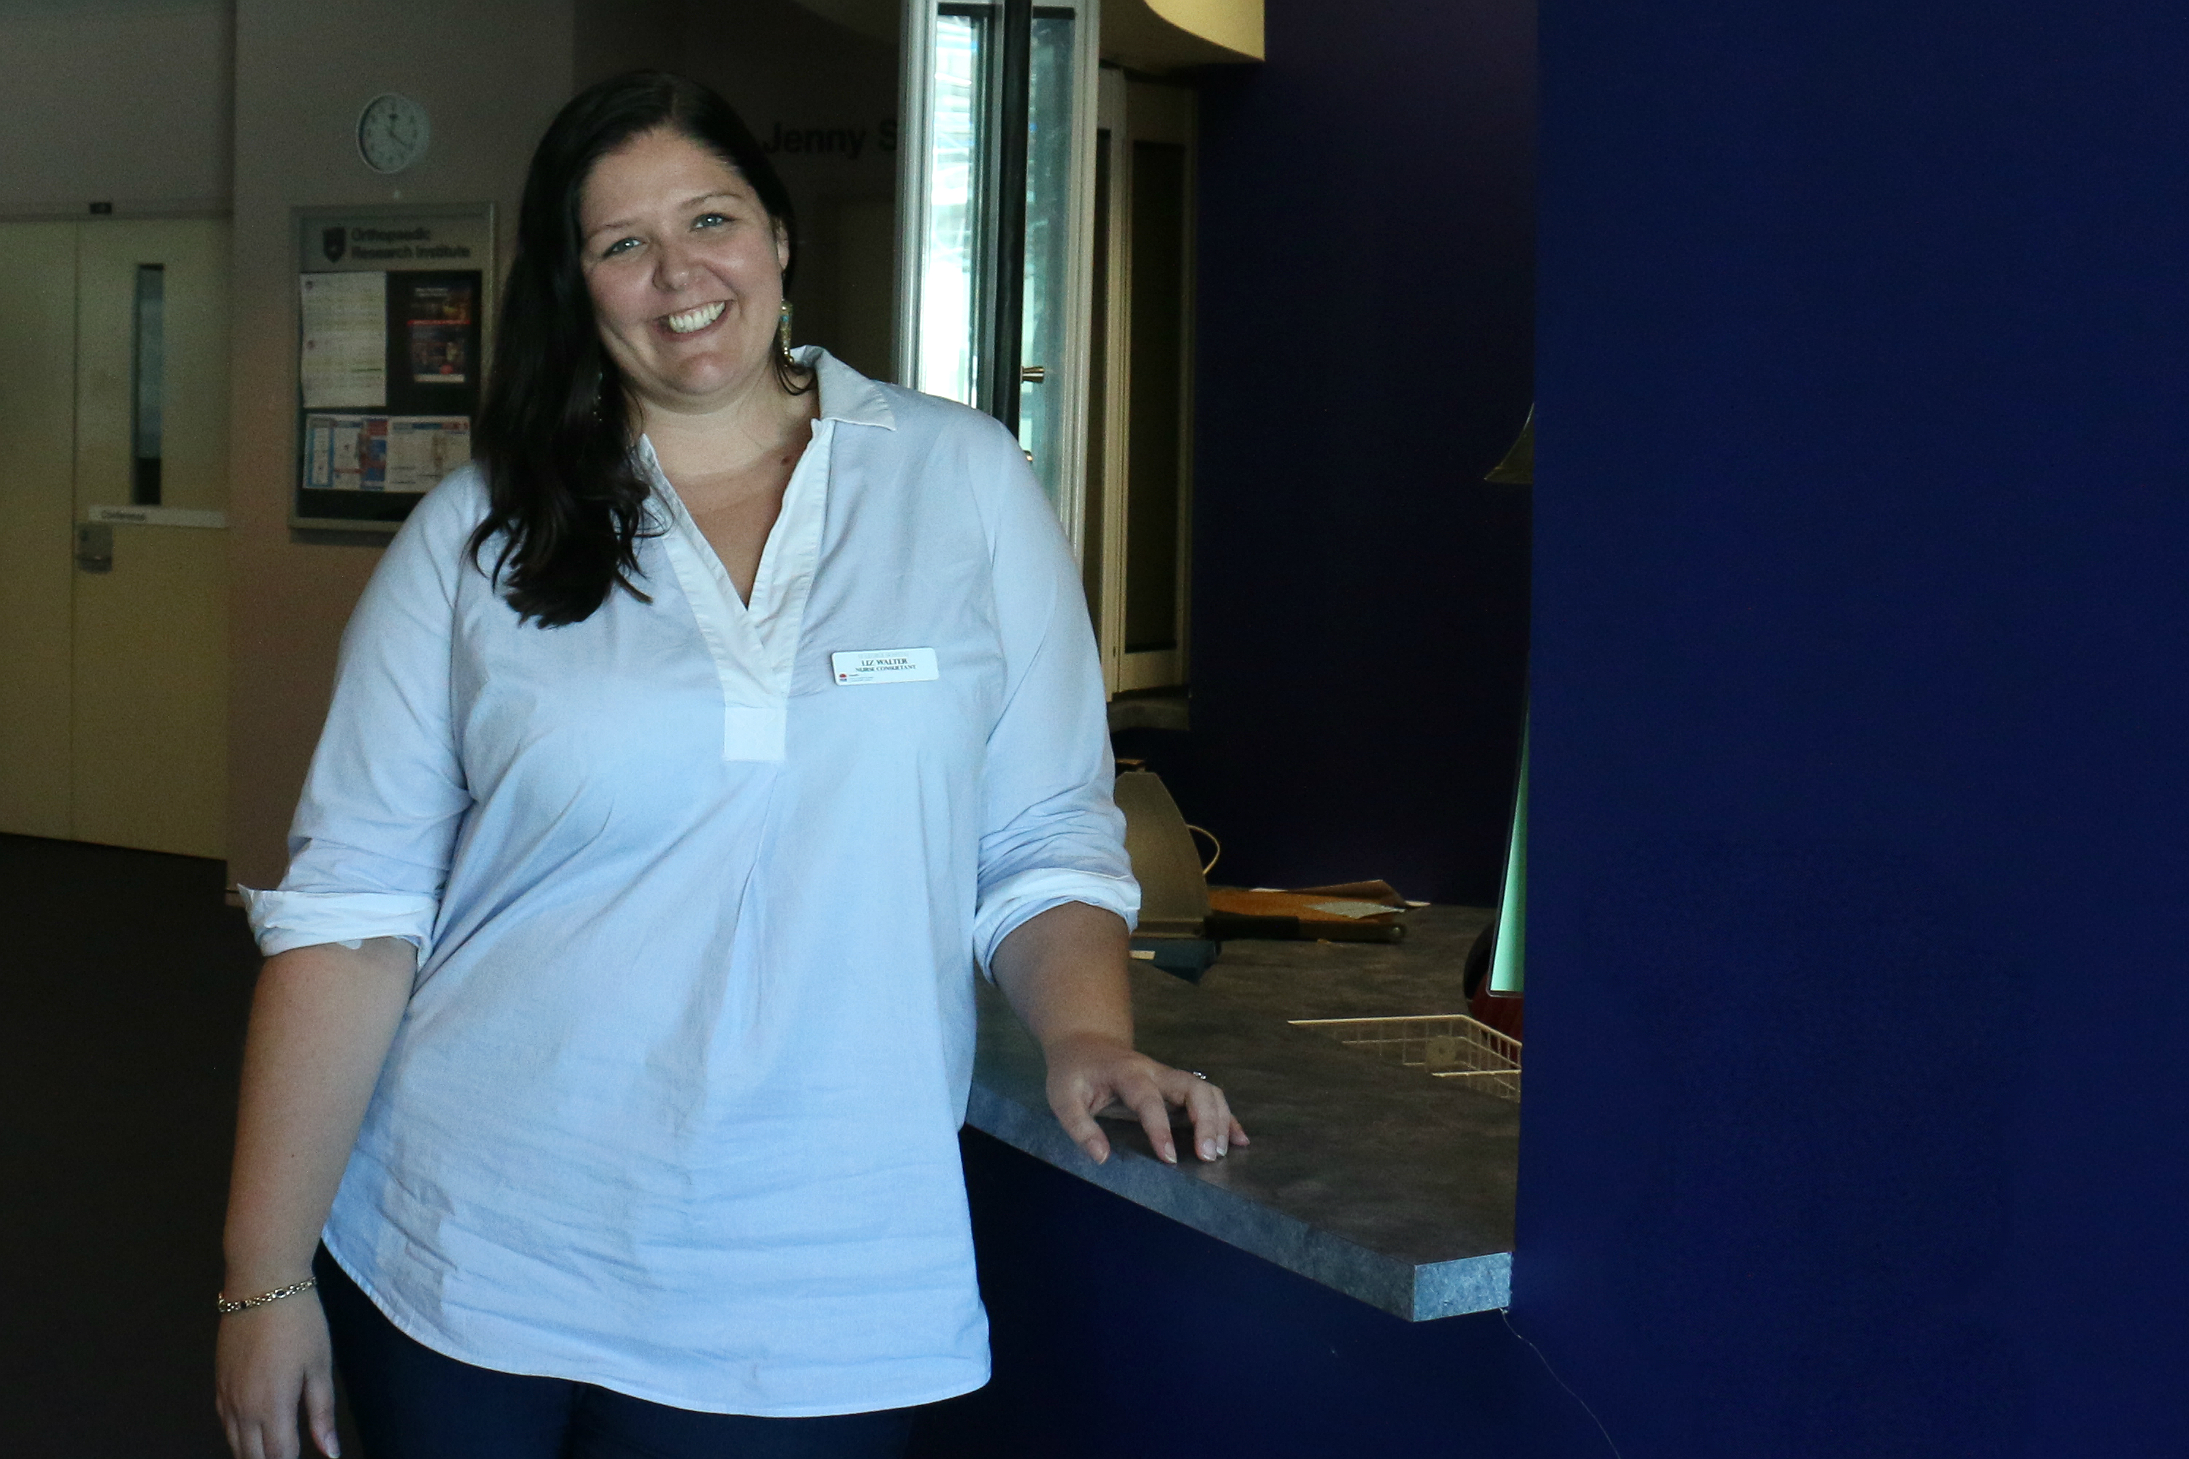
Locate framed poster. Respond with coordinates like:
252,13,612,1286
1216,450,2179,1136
292,203,494,531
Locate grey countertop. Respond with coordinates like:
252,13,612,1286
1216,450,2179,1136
967,907,1520,1321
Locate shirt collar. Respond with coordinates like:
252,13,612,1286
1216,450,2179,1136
797,346,896,431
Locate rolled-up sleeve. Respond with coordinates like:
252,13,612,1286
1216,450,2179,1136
967,428,1140,971
239,476,479,958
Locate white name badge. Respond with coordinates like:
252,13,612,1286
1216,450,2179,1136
832,647,939,685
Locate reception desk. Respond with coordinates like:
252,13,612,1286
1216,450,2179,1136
965,906,1518,1321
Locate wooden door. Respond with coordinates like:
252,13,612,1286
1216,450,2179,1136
0,218,230,859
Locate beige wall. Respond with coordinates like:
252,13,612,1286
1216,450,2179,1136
0,0,234,217
224,0,573,887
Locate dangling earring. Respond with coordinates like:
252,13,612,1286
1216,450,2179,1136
777,300,795,364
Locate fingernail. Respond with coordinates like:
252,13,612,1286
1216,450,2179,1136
1200,1138,1219,1161
1160,1141,1177,1164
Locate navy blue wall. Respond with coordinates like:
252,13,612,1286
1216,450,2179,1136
1126,0,1538,906
1523,0,2189,1452
949,0,2189,1455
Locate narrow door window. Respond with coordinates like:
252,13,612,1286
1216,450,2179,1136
1123,137,1185,658
1084,72,1196,694
131,263,164,505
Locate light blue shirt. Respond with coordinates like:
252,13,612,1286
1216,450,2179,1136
242,350,1138,1416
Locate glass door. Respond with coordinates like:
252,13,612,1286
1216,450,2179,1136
896,0,1100,550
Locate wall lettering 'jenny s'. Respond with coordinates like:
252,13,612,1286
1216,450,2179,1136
763,119,898,162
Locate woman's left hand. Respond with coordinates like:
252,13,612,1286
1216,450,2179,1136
1039,1031,1250,1166
991,902,1250,1166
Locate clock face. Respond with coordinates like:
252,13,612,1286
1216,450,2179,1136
358,93,430,175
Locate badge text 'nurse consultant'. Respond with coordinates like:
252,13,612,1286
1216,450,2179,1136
831,648,939,685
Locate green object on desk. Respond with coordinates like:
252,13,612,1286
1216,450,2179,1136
1483,406,1534,485
1489,718,1527,996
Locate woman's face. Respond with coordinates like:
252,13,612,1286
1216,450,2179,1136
578,127,790,417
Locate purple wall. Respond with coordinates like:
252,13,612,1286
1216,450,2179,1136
1126,0,1538,906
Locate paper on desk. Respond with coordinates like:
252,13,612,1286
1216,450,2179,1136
1306,900,1403,920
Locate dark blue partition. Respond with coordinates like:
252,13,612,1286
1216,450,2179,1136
1523,0,2189,1452
948,0,2189,1454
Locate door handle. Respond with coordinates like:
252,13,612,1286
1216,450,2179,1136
75,522,113,573
1020,365,1046,383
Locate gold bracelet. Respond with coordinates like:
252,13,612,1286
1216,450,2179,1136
216,1277,317,1315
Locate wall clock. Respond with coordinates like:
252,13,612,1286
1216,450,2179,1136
358,93,431,175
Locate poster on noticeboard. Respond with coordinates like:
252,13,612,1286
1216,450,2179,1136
292,204,493,532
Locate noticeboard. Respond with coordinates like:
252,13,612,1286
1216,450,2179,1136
292,204,494,532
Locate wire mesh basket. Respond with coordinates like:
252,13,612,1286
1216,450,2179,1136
1288,1013,1523,1102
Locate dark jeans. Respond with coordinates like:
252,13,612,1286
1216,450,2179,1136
314,1250,917,1459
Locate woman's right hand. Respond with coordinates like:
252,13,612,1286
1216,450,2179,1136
215,1294,340,1459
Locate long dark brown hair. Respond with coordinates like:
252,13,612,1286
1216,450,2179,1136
470,71,810,627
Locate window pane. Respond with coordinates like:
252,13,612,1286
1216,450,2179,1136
1017,11,1074,505
920,11,986,406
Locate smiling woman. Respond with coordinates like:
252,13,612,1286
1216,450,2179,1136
580,134,795,412
215,69,1241,1459
469,74,816,627
575,126,816,603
